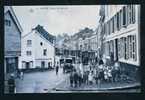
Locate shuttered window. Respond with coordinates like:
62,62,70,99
123,6,127,27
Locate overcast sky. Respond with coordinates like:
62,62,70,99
13,6,100,36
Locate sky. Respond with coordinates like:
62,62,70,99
13,6,100,36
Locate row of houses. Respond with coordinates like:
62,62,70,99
55,29,98,65
98,5,140,78
4,6,56,81
56,5,140,77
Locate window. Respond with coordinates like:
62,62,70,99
5,19,11,26
104,23,107,35
43,49,47,56
118,35,137,61
112,17,115,33
131,5,136,24
27,40,32,46
132,35,137,61
120,9,123,29
26,51,32,56
126,36,130,60
118,39,121,58
114,15,116,32
124,37,127,59
127,5,132,24
110,19,112,34
108,21,111,35
119,37,124,59
129,36,132,59
106,22,108,35
123,6,127,27
126,5,136,25
117,12,120,31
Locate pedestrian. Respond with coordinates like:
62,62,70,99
20,70,24,80
78,72,82,87
114,62,120,82
108,67,113,82
69,71,74,87
73,70,78,88
17,70,20,79
56,64,59,75
88,71,93,85
8,74,16,94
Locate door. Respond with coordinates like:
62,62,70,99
26,62,30,69
48,62,50,68
41,61,45,69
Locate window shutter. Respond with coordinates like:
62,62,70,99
123,6,127,27
132,5,136,24
112,17,114,33
117,12,120,31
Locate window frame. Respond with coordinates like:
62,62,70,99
5,19,11,26
43,49,47,56
26,51,32,56
27,40,32,46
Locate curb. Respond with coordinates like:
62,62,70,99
54,83,140,91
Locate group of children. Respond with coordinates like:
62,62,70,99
69,60,121,88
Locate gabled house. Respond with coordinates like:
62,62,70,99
19,25,55,70
4,6,23,79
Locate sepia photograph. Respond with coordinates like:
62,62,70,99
4,5,141,93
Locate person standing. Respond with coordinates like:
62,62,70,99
69,71,74,87
20,70,24,80
88,71,93,85
56,64,59,75
73,70,78,88
8,74,16,93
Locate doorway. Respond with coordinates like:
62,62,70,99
41,61,45,69
26,62,30,69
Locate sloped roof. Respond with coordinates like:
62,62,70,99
33,25,55,44
4,6,23,33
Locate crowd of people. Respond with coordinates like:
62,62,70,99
69,58,122,88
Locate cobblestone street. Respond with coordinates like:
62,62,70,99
15,68,68,93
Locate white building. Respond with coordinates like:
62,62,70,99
102,5,140,66
99,5,140,79
19,25,55,70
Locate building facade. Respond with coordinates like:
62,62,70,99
19,25,55,70
4,6,23,79
101,5,140,78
